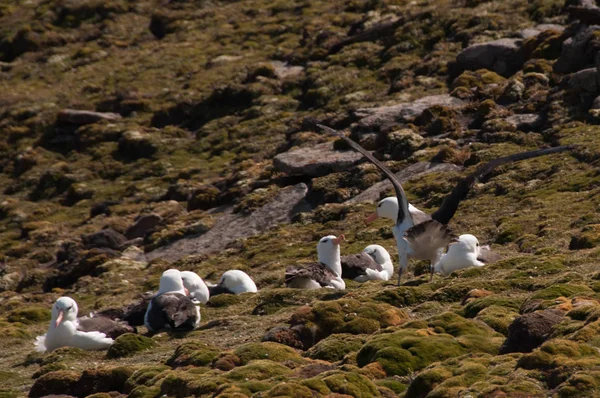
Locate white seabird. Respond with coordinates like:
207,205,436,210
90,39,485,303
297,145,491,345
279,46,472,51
144,269,200,333
319,124,573,284
285,235,346,290
341,244,394,281
433,234,485,275
180,270,210,304
207,270,258,296
35,297,114,353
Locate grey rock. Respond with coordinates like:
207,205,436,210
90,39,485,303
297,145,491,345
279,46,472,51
554,25,600,74
591,95,600,109
345,161,463,204
82,228,127,250
57,109,122,125
146,183,312,262
567,67,600,93
455,38,524,77
387,129,425,160
273,142,364,177
505,114,544,131
125,213,163,239
355,94,465,132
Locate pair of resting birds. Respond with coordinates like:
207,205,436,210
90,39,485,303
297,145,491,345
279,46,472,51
34,269,257,353
284,125,572,289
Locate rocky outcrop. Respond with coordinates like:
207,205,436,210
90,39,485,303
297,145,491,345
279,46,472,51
273,142,364,177
354,95,466,132
146,183,311,262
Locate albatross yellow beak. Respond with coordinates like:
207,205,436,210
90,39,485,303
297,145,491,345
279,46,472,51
54,310,65,328
332,235,345,245
365,212,378,224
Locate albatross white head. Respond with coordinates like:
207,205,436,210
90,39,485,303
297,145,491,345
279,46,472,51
366,197,399,223
180,270,210,304
52,296,79,328
317,235,346,278
158,269,187,295
450,234,481,255
363,244,394,278
433,234,485,277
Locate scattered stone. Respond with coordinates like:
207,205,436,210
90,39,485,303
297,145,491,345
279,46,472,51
567,67,600,93
386,129,425,160
500,309,565,354
125,213,162,239
269,61,304,80
354,95,465,132
57,109,121,125
81,229,127,250
505,114,544,131
117,130,158,159
455,38,524,77
273,142,364,177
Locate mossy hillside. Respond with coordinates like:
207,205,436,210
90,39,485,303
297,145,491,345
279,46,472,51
0,0,599,396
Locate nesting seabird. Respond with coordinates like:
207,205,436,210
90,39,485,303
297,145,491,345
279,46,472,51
180,270,210,304
144,269,200,333
319,124,573,284
433,234,486,276
207,270,258,296
285,235,346,290
35,297,115,353
341,244,394,281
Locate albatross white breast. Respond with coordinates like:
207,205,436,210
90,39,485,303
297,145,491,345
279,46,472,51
180,270,210,304
35,297,114,353
285,235,346,290
433,234,489,276
144,269,200,333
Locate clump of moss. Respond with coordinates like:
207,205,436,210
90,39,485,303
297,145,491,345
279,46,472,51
259,382,315,397
290,298,407,345
451,69,506,91
303,370,380,397
124,365,170,393
207,294,242,307
463,295,524,318
6,306,50,325
167,342,221,368
106,333,155,358
570,225,600,250
306,334,366,362
28,370,80,398
233,342,303,365
224,360,293,381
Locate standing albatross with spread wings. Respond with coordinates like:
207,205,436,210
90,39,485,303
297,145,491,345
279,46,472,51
318,124,573,285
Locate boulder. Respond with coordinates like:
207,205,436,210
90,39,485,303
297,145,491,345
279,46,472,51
455,38,524,77
567,67,600,93
505,114,544,131
500,309,565,354
81,229,127,250
125,213,163,239
354,94,465,132
57,109,121,125
273,142,364,177
554,25,600,74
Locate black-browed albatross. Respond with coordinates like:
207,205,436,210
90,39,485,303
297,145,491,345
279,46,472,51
318,124,573,284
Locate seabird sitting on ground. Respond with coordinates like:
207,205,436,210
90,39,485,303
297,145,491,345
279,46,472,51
433,234,486,276
207,270,258,296
318,124,573,284
285,235,346,290
341,244,394,281
35,297,115,353
180,270,210,304
144,269,200,333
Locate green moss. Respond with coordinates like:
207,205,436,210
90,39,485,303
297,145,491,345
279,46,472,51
167,342,221,368
531,284,594,300
6,306,50,325
451,69,506,90
475,305,519,336
233,342,303,365
28,370,80,398
463,295,524,318
259,382,314,397
225,360,292,381
124,365,170,393
106,333,155,358
306,334,366,362
406,366,453,397
319,371,380,397
208,294,242,307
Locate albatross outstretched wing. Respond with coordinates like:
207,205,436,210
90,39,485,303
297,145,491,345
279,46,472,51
317,124,412,226
430,146,575,225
